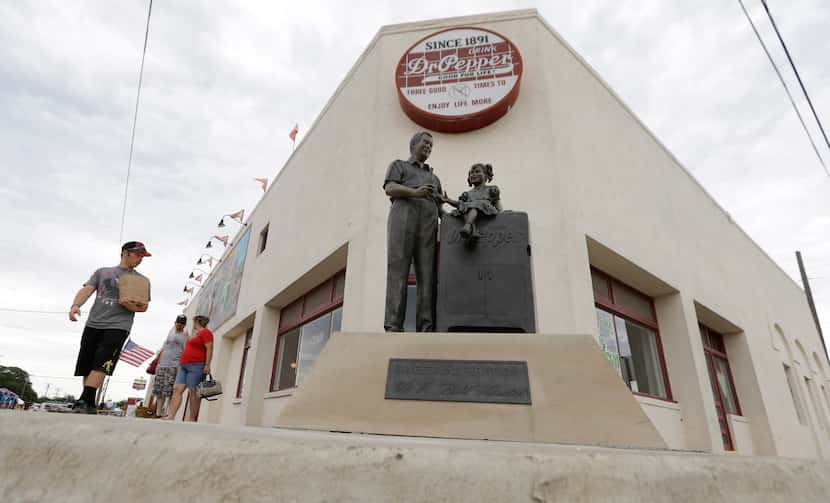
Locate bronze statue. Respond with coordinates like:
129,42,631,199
443,163,502,244
383,132,443,332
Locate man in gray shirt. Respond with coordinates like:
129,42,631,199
151,314,188,418
69,241,151,413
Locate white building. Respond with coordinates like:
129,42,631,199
182,9,829,459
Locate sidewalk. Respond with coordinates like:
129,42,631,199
2,412,830,502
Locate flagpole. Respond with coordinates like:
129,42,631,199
98,376,110,409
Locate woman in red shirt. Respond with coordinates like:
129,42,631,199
164,315,213,421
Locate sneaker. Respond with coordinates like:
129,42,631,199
71,400,97,415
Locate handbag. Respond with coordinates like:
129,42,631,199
146,354,160,375
197,374,223,401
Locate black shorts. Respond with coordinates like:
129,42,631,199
74,326,129,377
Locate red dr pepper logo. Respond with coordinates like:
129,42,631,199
395,27,523,133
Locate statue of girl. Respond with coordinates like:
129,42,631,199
443,163,502,243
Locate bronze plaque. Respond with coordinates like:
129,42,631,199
385,358,531,405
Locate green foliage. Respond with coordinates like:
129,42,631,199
0,365,38,402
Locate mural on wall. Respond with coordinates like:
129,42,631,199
195,228,251,330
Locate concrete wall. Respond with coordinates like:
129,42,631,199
181,10,829,459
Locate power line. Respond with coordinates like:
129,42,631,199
29,374,132,383
119,0,154,243
736,0,829,178
760,0,830,155
0,308,66,315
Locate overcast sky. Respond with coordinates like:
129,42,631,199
1,0,828,402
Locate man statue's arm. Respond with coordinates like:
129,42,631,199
385,182,434,199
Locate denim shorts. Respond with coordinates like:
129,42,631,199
175,363,206,390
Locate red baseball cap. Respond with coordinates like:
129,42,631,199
121,241,152,257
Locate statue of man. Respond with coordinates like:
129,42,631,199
383,131,444,332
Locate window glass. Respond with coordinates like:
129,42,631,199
623,319,666,398
591,272,610,302
279,301,302,331
303,281,332,317
714,357,738,414
612,283,655,324
613,316,635,389
710,332,726,353
258,225,269,254
705,356,720,398
331,307,342,333
595,308,621,376
333,273,345,301
700,325,726,353
607,313,666,398
274,328,300,390
296,312,333,386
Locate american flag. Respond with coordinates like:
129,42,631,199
119,339,155,367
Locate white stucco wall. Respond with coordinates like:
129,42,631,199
182,10,829,459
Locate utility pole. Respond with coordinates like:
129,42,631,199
797,251,827,362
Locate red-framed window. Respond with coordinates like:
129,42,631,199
270,270,345,391
591,268,672,401
699,324,741,450
235,329,253,399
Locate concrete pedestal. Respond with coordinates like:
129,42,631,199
276,331,666,449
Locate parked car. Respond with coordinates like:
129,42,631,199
43,402,73,413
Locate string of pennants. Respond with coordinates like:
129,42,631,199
177,124,300,307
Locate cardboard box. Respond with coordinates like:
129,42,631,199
119,273,150,305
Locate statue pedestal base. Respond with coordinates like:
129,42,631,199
276,332,666,449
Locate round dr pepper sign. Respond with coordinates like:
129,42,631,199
395,26,523,133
